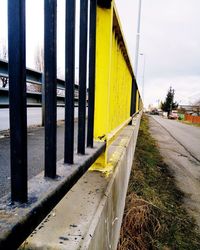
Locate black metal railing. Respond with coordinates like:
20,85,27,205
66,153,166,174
7,0,98,206
0,0,141,248
0,0,104,249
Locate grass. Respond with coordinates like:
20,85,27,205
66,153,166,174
118,115,200,250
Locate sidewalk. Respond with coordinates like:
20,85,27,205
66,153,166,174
0,121,79,198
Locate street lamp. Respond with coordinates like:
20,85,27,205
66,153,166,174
139,53,145,102
134,0,142,80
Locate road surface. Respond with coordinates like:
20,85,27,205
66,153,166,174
152,115,200,162
149,115,200,228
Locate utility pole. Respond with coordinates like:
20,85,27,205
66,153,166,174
134,0,142,80
139,53,145,101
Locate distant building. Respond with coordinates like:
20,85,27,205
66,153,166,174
178,105,200,115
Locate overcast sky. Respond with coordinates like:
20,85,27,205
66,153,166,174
0,0,200,107
116,0,200,107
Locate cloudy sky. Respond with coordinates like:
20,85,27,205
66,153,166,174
0,0,200,107
116,0,200,107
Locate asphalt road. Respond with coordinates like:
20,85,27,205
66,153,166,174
0,107,79,131
152,115,200,162
149,115,200,227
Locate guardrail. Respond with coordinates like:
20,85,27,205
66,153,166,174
0,0,142,249
0,59,79,108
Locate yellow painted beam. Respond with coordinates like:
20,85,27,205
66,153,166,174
92,4,136,170
136,90,139,112
94,5,113,141
93,4,114,167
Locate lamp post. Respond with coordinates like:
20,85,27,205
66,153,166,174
139,53,145,102
134,0,142,80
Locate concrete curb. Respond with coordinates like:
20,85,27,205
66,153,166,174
20,112,142,250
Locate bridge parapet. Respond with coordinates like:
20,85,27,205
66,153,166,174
20,112,142,250
0,0,142,249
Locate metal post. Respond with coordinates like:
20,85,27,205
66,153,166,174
134,0,142,79
140,53,145,101
130,78,137,116
64,0,76,164
44,0,57,178
78,0,88,154
41,73,45,126
87,0,97,148
8,0,27,202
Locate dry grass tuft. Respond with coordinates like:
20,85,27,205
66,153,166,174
118,193,161,250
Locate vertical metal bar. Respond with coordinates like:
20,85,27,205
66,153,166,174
134,84,138,113
130,78,134,118
8,0,27,202
78,0,88,154
44,0,57,178
130,78,136,116
138,94,141,110
136,86,139,112
64,0,76,164
42,73,45,126
87,0,97,148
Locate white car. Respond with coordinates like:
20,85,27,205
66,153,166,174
168,112,178,119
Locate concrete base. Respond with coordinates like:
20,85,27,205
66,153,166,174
20,113,141,250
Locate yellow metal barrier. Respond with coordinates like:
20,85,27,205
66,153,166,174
93,4,113,142
91,2,141,170
136,90,139,112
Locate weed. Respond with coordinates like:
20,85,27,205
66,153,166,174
118,115,200,250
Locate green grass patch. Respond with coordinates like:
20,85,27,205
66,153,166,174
118,115,200,250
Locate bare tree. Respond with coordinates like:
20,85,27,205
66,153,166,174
0,40,8,61
195,98,200,106
34,45,44,72
57,67,64,80
25,45,44,93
